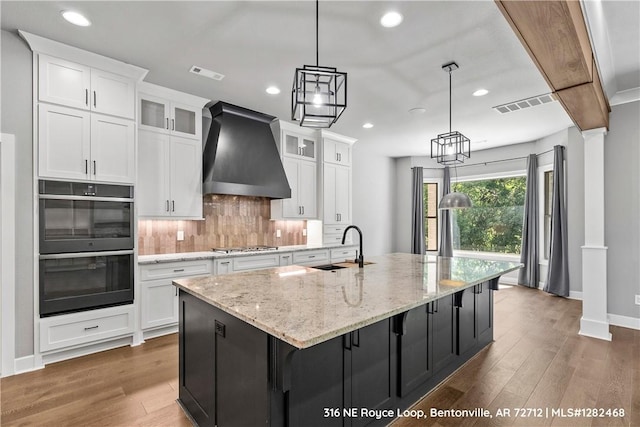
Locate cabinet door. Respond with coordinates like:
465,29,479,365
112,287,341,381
323,164,337,224
171,102,201,141
456,288,477,357
38,104,91,180
334,165,350,223
398,306,432,397
476,281,493,346
141,280,178,330
431,295,456,372
279,253,293,266
283,131,316,160
138,130,170,216
169,136,202,218
335,141,351,166
90,115,135,183
90,69,135,119
298,160,317,218
281,157,300,218
38,55,91,110
139,94,170,134
215,259,233,275
349,319,395,426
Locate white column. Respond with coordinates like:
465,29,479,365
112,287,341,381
579,127,611,341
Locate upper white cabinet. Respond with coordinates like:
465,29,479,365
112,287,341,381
323,136,352,166
38,103,135,183
139,87,202,141
136,83,209,219
137,83,208,141
271,122,318,220
138,130,202,218
38,54,135,120
282,129,316,160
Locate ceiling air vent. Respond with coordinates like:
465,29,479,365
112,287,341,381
189,65,225,81
493,93,556,114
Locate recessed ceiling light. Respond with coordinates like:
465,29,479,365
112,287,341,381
380,11,403,28
408,107,426,115
362,123,374,129
266,86,281,95
473,89,489,97
61,10,91,27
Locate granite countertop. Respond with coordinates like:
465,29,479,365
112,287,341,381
138,243,357,265
173,253,522,349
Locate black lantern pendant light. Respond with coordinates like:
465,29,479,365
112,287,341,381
291,0,347,128
431,62,470,165
432,62,472,210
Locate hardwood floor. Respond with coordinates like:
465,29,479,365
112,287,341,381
2,285,639,426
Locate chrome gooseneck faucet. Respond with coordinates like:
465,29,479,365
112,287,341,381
342,225,364,268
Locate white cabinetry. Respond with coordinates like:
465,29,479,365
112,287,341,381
139,260,212,336
293,249,330,266
271,122,318,219
38,103,135,183
136,83,208,219
139,93,202,141
214,253,281,275
138,130,202,218
323,136,352,166
320,132,357,243
38,54,135,119
39,305,135,353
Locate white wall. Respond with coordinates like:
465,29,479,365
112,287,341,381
604,100,640,319
1,30,34,358
351,145,395,256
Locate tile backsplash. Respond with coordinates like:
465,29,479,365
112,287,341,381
138,194,307,255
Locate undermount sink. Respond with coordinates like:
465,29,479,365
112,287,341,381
311,261,375,271
311,264,349,271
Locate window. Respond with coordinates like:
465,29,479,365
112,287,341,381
423,182,438,251
451,176,526,254
543,170,553,259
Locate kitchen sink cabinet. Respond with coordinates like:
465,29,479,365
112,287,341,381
138,130,202,218
38,103,135,183
38,54,135,120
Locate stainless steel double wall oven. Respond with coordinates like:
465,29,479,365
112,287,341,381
38,180,134,317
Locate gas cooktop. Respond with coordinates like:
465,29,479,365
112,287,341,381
211,246,279,254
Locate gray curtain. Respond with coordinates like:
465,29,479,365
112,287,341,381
411,167,425,254
544,145,570,296
439,166,453,257
518,154,539,288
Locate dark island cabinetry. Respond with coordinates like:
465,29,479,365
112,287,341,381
178,277,500,427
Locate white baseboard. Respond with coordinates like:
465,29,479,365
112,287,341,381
568,291,583,300
608,313,640,330
142,324,178,341
13,355,44,375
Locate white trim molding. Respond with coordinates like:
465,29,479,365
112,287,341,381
1,133,16,377
608,314,640,331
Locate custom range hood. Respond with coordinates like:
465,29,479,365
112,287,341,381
203,102,291,199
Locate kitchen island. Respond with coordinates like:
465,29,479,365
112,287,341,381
173,253,521,427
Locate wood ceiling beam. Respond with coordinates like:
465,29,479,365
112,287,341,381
495,0,610,131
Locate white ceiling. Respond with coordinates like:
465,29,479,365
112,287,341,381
2,1,638,157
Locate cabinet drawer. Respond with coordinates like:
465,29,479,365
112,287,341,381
330,247,357,262
323,225,346,236
233,253,281,272
40,305,134,352
140,260,212,281
293,250,329,266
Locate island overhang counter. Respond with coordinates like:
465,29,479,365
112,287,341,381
173,253,521,427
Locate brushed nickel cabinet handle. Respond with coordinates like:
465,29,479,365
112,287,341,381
84,325,99,331
85,89,89,106
172,200,175,212
166,200,170,212
85,159,88,174
171,118,175,131
93,160,96,176
166,118,169,129
93,91,96,108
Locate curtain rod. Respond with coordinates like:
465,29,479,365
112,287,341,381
421,147,554,170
